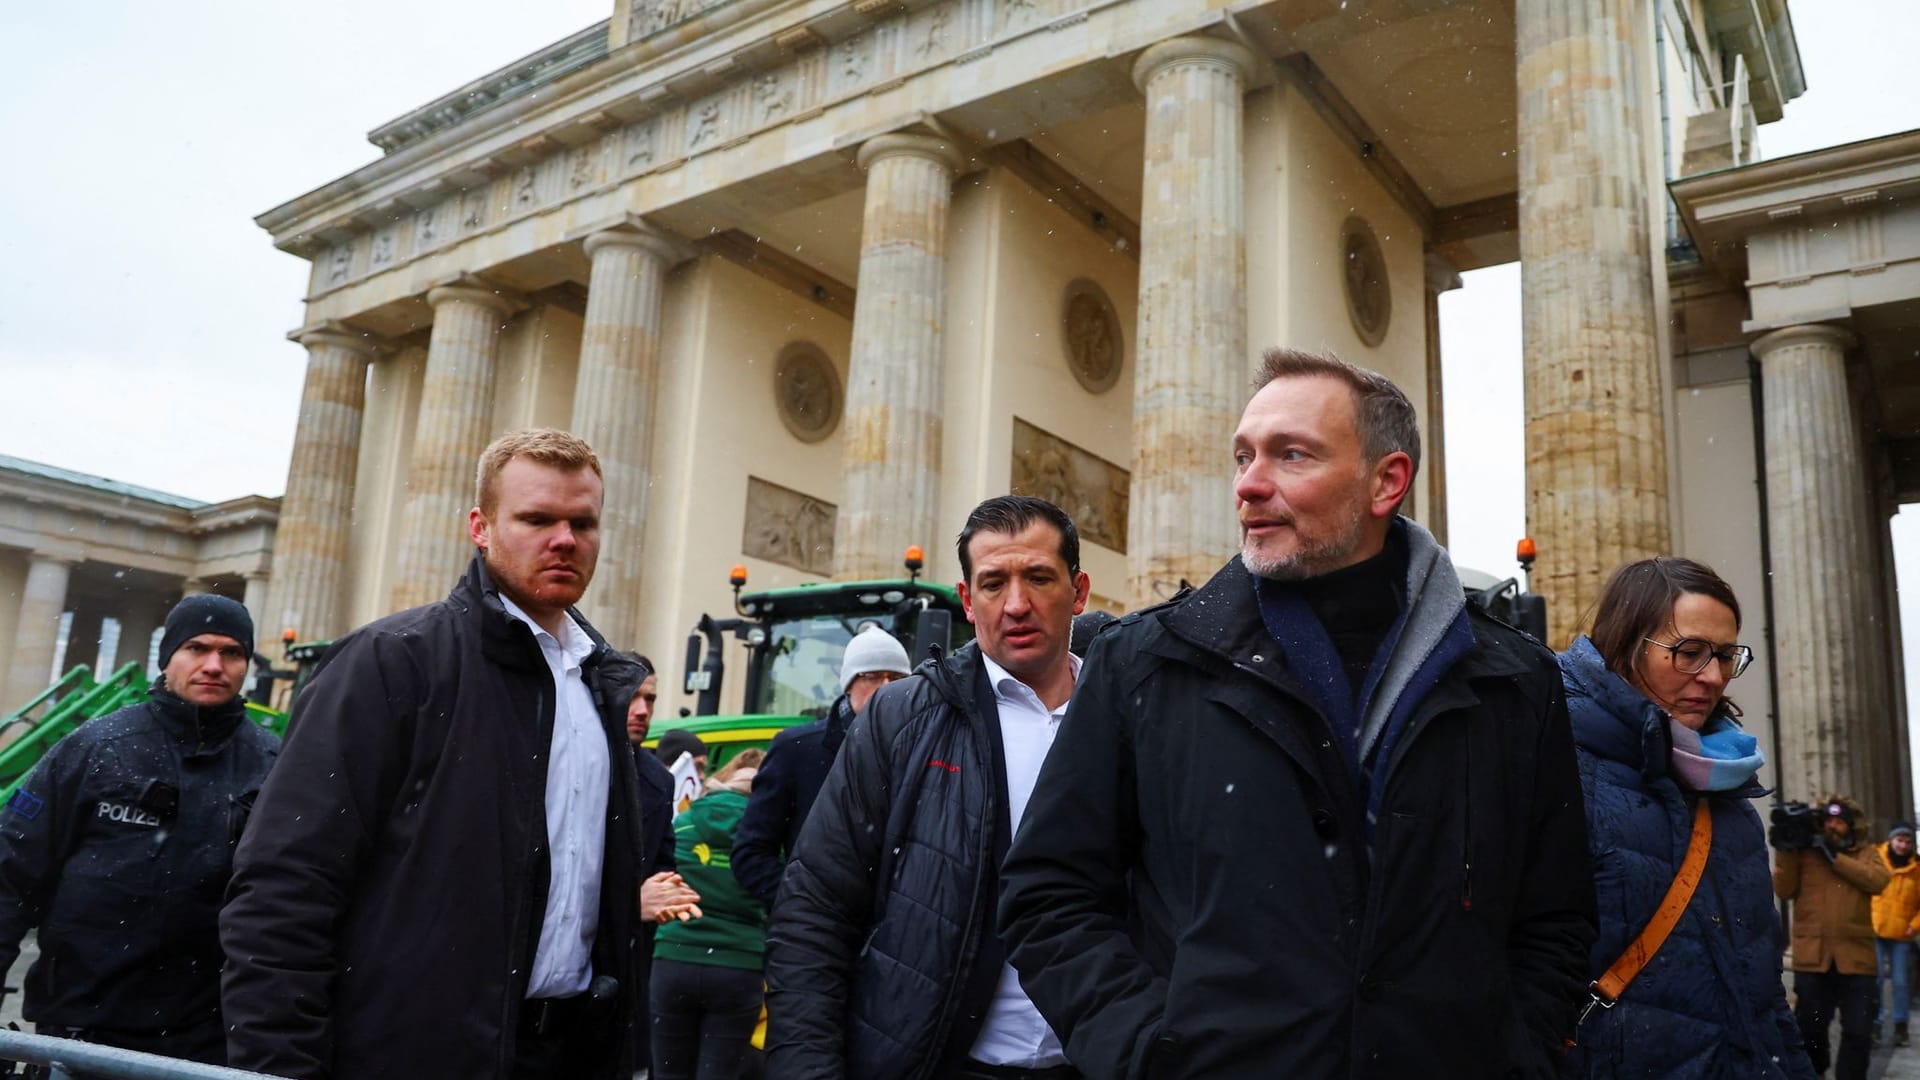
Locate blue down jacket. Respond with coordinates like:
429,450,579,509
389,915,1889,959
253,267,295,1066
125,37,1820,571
1559,637,1814,1079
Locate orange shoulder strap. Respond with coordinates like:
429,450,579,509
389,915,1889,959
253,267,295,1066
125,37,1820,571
1594,799,1714,1004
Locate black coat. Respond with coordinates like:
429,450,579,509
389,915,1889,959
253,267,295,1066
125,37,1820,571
732,695,851,910
998,557,1597,1080
220,556,648,1080
763,644,1004,1080
0,690,277,1044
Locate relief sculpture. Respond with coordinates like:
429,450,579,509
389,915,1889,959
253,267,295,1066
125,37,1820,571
1010,419,1129,552
744,477,837,577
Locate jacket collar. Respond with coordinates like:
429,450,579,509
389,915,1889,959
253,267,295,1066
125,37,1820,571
146,681,248,753
916,640,982,704
451,553,612,675
1163,553,1526,678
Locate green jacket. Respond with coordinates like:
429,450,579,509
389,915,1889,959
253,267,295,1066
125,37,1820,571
654,788,767,970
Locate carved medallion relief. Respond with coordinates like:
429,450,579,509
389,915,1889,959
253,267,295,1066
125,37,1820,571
1060,279,1123,394
1010,419,1129,552
1341,216,1391,347
774,342,842,443
743,477,836,577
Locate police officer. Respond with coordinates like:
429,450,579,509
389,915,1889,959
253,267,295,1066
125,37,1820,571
0,593,279,1064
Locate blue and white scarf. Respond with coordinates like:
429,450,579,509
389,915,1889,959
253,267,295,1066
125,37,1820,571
1668,714,1765,792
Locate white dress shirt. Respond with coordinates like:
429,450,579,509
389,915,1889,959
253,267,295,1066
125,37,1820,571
967,650,1080,1068
500,594,611,999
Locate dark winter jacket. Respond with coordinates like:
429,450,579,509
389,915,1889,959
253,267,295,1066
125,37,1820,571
220,555,648,1080
764,643,1006,1080
1558,636,1814,1080
732,695,852,909
998,549,1597,1080
0,687,278,1043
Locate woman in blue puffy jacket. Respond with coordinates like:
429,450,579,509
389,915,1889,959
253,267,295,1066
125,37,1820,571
1560,557,1814,1079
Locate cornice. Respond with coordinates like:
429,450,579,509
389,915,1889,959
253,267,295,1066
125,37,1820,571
1670,128,1920,231
255,0,1188,289
368,22,614,154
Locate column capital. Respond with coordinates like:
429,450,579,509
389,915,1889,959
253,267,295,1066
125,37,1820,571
287,319,386,358
426,275,527,317
1753,322,1857,360
1424,251,1462,295
855,133,965,176
582,222,691,266
1131,36,1260,92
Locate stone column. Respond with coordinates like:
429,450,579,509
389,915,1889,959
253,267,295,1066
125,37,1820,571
1126,37,1258,606
242,571,273,659
180,577,212,597
3,554,75,709
1754,324,1889,808
269,323,377,644
1516,0,1671,647
391,281,524,612
115,600,167,679
1423,252,1462,547
65,608,103,675
832,134,964,581
569,225,682,649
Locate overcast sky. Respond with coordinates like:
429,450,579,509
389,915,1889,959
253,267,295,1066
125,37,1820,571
3,2,1918,769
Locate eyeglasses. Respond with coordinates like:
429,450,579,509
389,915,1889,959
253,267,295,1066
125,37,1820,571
1642,636,1754,679
851,671,905,686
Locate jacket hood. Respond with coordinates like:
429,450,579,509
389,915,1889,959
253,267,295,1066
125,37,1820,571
1559,636,1668,773
911,640,986,715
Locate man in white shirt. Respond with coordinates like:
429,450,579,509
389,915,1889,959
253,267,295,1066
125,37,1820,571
766,495,1090,1080
224,429,678,1079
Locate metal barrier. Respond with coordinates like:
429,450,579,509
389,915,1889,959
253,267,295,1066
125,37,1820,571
0,1030,279,1080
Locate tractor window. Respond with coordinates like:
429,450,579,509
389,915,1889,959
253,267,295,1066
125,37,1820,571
758,613,895,718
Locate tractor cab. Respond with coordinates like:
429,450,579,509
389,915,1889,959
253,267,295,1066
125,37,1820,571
656,548,971,764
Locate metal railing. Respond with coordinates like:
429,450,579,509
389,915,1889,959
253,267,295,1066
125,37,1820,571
0,1030,280,1080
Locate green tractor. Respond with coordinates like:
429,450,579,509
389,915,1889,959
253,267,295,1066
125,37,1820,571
647,547,971,767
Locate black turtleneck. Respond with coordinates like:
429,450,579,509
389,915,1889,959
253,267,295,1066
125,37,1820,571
1292,527,1410,702
1893,848,1915,869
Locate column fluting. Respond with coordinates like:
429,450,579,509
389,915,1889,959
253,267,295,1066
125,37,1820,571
1516,0,1671,646
269,324,376,643
832,134,963,580
391,283,523,612
1126,37,1257,606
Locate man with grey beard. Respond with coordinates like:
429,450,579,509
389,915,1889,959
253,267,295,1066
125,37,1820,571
998,348,1596,1080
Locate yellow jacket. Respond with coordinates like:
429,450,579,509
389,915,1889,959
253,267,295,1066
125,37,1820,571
1872,841,1920,941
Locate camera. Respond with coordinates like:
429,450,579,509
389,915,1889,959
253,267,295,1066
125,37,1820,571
1769,801,1820,851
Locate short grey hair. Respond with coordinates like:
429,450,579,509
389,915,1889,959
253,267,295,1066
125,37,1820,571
1252,347,1421,475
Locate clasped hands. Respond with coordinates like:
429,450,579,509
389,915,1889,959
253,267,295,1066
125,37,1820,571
640,871,703,924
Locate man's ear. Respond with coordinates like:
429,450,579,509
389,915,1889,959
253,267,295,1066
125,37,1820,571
468,507,490,553
1369,451,1414,519
957,580,977,624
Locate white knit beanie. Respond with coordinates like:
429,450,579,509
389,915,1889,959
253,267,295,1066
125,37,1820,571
839,625,912,691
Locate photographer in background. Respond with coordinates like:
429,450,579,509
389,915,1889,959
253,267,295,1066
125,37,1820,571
1774,795,1891,1080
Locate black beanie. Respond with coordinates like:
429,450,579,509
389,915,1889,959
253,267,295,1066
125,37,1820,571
159,594,255,668
655,728,708,767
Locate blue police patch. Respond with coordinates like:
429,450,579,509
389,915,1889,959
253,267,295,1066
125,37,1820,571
7,789,43,821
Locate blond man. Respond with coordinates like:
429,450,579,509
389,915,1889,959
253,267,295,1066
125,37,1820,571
222,429,661,1080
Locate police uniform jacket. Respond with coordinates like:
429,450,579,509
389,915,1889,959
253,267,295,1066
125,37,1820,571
220,555,648,1080
0,686,279,1039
